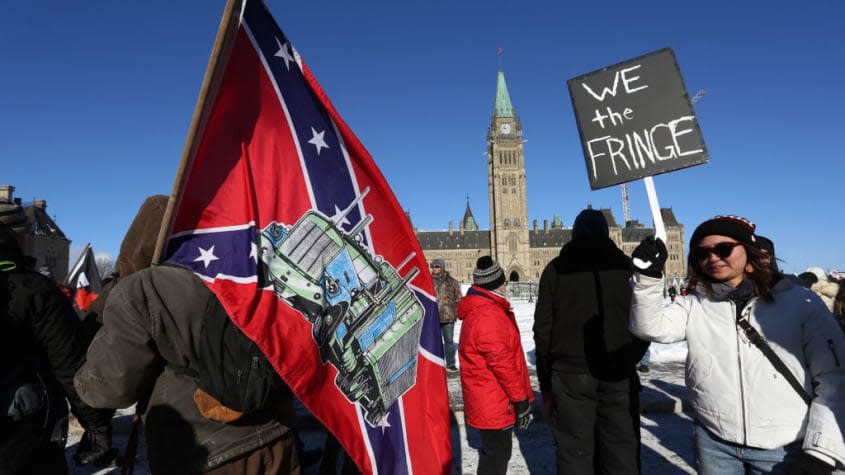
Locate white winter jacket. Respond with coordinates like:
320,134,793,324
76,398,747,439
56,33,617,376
630,274,845,466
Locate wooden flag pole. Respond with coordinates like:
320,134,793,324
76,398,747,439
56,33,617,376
152,0,246,264
643,176,667,243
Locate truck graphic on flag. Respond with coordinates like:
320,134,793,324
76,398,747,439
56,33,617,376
258,190,424,426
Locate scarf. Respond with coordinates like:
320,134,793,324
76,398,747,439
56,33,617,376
717,278,758,319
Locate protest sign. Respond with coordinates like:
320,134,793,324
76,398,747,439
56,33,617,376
568,48,708,190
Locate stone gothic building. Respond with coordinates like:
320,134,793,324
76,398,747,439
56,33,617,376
0,185,70,281
414,69,686,283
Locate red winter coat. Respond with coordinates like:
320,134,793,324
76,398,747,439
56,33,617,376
457,286,534,430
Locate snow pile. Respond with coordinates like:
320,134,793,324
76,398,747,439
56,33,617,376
454,294,688,367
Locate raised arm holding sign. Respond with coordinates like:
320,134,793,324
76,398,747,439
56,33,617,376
567,48,707,240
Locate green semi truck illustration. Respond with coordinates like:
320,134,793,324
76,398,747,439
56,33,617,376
258,190,424,425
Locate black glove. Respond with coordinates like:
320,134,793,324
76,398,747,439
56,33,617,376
74,426,119,467
632,236,668,278
514,399,532,430
7,383,45,421
786,453,834,475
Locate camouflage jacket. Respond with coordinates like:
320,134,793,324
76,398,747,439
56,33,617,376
433,271,462,323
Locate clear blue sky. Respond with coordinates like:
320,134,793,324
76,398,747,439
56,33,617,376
2,1,843,274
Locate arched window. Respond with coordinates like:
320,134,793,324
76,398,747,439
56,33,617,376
508,233,518,252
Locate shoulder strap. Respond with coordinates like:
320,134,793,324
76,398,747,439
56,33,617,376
736,309,812,405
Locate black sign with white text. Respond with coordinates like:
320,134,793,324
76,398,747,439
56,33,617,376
567,48,708,190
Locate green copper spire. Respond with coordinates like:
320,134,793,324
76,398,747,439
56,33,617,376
462,198,479,231
494,70,514,118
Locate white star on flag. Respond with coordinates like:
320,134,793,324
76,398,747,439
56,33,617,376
308,127,329,155
77,272,89,288
274,37,294,70
377,414,391,434
330,205,351,228
250,242,258,263
194,245,219,269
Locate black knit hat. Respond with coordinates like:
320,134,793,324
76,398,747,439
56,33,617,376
690,215,757,249
473,256,506,290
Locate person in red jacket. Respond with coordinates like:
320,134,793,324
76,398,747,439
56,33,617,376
457,256,534,475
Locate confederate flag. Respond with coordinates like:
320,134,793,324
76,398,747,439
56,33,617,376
65,243,102,312
162,1,452,473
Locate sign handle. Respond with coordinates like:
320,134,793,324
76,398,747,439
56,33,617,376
643,176,667,243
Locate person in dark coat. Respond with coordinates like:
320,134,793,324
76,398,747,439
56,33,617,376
430,258,462,372
0,223,115,473
533,208,649,475
74,196,300,474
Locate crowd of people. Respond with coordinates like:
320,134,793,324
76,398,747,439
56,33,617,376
438,211,845,475
3,197,845,474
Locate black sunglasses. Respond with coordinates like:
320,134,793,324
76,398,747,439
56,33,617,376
692,241,743,261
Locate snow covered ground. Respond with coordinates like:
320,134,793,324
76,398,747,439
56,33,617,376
66,296,694,474
455,294,689,368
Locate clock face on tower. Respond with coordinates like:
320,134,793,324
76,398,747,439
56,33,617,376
499,123,512,134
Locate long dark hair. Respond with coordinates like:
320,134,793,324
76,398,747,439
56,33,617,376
687,242,775,301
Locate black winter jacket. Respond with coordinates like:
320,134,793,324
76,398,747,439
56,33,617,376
1,270,112,472
533,238,648,391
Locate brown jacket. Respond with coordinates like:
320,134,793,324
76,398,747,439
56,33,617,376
74,265,292,473
433,271,462,323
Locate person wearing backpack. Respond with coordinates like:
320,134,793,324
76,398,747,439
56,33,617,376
74,196,300,474
630,215,845,474
0,223,116,473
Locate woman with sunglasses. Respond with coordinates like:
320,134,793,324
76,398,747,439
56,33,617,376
629,215,845,475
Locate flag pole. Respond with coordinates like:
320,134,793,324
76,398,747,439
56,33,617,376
152,0,246,264
643,176,667,243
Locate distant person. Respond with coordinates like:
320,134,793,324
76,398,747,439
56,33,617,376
75,196,300,474
430,258,462,372
458,256,533,475
630,215,845,474
667,285,678,302
0,223,115,473
756,235,780,275
534,208,648,474
798,271,819,289
805,267,840,313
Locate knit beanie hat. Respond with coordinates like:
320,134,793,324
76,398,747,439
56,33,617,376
690,215,757,249
430,258,445,269
473,256,505,290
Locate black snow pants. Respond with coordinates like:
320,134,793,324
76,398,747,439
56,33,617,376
548,371,641,475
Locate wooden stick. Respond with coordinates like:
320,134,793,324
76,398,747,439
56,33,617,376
152,0,246,264
120,415,141,475
643,176,666,243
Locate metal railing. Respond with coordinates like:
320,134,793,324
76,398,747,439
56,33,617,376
506,281,538,301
